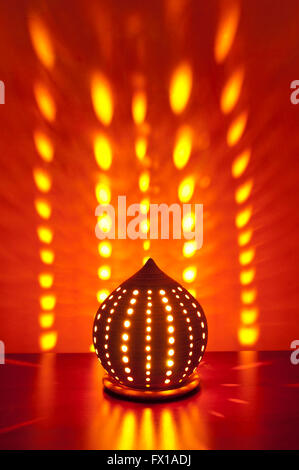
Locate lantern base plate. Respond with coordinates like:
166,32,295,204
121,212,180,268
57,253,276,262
103,373,200,402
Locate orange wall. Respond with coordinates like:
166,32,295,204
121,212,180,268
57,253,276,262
0,0,299,352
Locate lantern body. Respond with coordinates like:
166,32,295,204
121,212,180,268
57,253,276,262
93,258,208,391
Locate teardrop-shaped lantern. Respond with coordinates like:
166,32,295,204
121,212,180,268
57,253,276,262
93,258,208,400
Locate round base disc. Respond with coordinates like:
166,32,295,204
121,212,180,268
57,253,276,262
103,373,200,402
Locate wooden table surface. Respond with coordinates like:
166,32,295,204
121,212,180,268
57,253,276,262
0,352,298,450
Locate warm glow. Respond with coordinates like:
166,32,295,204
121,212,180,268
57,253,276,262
95,182,111,204
39,331,57,351
33,168,52,192
214,2,240,63
37,226,53,244
135,137,147,161
183,266,197,283
91,73,113,126
40,249,54,264
132,90,147,125
98,266,111,280
169,62,192,114
221,67,244,114
34,130,54,162
240,268,255,285
40,294,56,311
173,126,192,169
98,241,112,258
235,179,253,204
238,326,259,345
239,248,255,265
227,112,248,146
178,176,195,202
238,229,253,246
38,273,54,289
34,83,56,122
232,149,251,178
35,198,51,219
39,313,54,328
29,15,55,69
139,171,150,192
94,134,112,170
235,207,252,228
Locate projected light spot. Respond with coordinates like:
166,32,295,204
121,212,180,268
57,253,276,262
37,226,53,244
235,179,253,204
241,289,257,304
40,249,54,264
232,149,251,178
221,67,244,114
98,266,111,280
97,214,112,233
39,313,54,328
182,212,195,232
132,90,147,125
94,134,112,170
95,182,111,204
214,1,240,63
169,62,192,114
97,290,109,302
40,294,56,311
240,268,255,285
139,171,150,192
34,83,56,122
91,73,113,126
183,240,197,258
173,126,192,170
238,229,253,247
239,248,255,266
34,131,54,162
238,326,259,345
39,331,57,351
35,199,51,219
178,177,195,203
135,137,147,161
38,273,54,289
98,241,112,258
227,112,248,146
29,14,55,69
235,207,252,228
241,308,258,325
183,266,197,283
33,168,52,193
